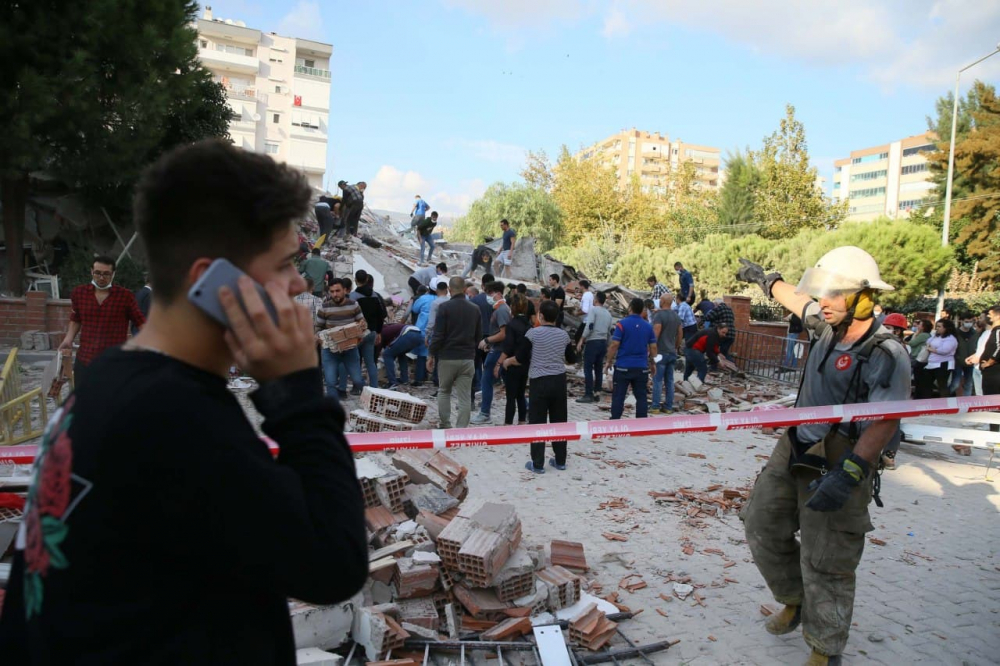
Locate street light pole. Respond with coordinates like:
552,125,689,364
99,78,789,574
936,44,1000,319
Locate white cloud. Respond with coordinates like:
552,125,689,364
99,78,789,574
448,0,1000,89
601,6,631,38
276,1,325,41
366,165,485,218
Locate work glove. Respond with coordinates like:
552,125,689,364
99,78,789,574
805,453,869,512
736,258,783,298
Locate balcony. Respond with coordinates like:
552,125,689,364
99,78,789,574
294,64,331,79
199,47,259,74
215,79,268,104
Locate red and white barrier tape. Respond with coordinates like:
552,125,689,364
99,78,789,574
2,396,997,466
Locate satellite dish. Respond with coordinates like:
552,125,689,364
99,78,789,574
251,113,261,121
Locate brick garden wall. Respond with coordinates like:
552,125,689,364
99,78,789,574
0,292,73,347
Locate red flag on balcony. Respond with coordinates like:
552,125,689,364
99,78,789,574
293,95,302,106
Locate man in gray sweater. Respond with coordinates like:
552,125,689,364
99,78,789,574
576,291,613,403
428,277,482,428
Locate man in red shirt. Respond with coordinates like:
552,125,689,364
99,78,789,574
58,255,146,381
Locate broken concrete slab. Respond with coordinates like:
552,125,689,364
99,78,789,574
295,647,343,666
290,594,360,651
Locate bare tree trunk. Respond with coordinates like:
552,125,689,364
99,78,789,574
1,173,28,296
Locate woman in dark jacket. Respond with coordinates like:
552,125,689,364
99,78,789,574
496,294,531,425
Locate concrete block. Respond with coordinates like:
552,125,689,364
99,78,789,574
689,375,704,391
31,331,50,351
707,402,721,413
290,594,359,650
707,388,724,400
296,647,343,665
19,331,36,350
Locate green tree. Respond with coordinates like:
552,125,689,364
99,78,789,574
551,146,629,244
717,150,761,233
0,0,233,294
450,182,564,252
748,104,847,239
924,81,999,282
520,149,554,192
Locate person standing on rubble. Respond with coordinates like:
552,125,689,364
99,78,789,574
651,294,683,414
428,276,481,428
736,247,911,666
410,193,430,230
301,247,329,297
646,275,671,304
496,294,532,425
673,291,698,339
548,274,566,329
467,277,494,403
316,278,367,399
494,219,516,279
471,281,510,424
351,270,388,391
0,140,367,664
416,211,439,265
675,261,695,304
604,298,657,420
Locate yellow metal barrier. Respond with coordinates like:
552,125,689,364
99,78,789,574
0,348,48,445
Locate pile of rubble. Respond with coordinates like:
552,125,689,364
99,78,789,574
288,446,656,663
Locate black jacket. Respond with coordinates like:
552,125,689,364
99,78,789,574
429,295,482,360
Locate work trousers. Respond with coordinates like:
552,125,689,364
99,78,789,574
383,330,425,385
419,233,435,262
408,276,422,296
582,339,607,397
437,359,474,428
528,373,568,469
344,204,362,235
503,366,528,425
610,367,649,420
741,429,873,657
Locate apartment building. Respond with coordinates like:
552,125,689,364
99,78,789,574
195,7,331,189
578,129,721,195
832,132,938,221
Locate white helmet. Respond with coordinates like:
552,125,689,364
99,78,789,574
796,246,894,298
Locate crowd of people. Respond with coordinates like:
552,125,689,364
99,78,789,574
8,138,999,666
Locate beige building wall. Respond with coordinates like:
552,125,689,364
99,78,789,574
195,9,332,189
577,128,721,195
832,132,937,221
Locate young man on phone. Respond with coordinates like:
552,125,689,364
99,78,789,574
0,140,368,664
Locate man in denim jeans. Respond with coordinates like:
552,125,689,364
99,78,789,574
316,279,366,398
651,294,683,414
605,298,657,420
416,211,439,264
471,281,510,424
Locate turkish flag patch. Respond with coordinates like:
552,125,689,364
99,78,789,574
835,354,853,371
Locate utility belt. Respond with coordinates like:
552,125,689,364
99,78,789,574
788,426,883,508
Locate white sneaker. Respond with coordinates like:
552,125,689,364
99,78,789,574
405,352,418,360
470,412,491,425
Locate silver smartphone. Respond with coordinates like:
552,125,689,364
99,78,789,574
187,258,278,328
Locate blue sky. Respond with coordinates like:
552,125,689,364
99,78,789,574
202,0,1000,218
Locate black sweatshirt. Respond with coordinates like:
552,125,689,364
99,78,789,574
429,295,482,360
0,349,367,665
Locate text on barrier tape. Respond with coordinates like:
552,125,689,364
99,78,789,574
1,396,998,465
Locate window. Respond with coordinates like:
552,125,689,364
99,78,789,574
216,43,252,57
265,143,279,155
901,163,928,175
834,182,841,189
899,199,924,210
850,169,887,182
272,113,280,123
275,85,282,93
902,144,935,157
849,186,886,198
304,59,315,68
834,166,842,173
852,152,888,165
199,39,208,48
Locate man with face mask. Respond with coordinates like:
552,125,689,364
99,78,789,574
951,313,979,396
735,247,911,666
58,255,146,383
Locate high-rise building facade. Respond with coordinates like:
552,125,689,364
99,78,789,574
577,129,721,195
832,132,937,221
195,7,331,189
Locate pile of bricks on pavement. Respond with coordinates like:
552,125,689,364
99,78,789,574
328,447,624,662
348,387,428,433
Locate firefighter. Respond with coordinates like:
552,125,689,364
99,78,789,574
735,247,912,665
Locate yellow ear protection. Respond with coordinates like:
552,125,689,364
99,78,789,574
845,288,876,321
